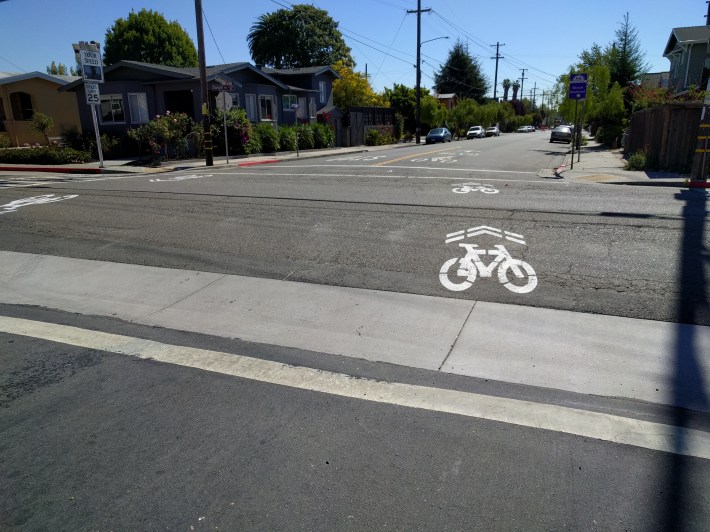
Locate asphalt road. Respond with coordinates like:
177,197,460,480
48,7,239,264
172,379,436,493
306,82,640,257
2,306,708,531
1,133,707,325
1,133,709,529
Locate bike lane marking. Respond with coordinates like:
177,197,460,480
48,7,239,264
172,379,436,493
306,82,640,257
439,227,537,294
0,194,78,215
1,315,708,459
372,146,456,167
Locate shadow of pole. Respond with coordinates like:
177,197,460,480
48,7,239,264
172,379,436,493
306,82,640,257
662,189,709,529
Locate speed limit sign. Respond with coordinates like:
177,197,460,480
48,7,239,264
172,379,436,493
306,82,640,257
85,83,100,105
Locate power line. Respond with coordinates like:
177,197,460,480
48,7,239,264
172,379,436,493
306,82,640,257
202,9,227,65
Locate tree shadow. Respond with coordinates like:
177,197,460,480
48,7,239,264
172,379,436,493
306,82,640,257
661,188,709,529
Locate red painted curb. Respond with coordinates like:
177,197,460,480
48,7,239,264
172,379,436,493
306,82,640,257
687,180,710,188
238,159,280,167
0,166,103,174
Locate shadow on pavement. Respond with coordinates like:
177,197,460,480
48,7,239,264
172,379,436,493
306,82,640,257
661,188,709,529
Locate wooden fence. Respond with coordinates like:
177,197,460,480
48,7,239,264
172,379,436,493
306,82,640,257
626,102,701,173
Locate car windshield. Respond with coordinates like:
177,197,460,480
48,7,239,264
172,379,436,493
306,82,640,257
430,129,444,134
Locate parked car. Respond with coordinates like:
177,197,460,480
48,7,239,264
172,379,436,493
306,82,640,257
425,127,452,144
466,125,485,139
517,125,534,133
485,126,500,137
550,125,573,143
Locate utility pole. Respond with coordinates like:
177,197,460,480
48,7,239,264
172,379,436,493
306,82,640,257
195,0,213,166
408,0,431,144
519,68,527,104
531,82,537,110
490,42,505,101
540,91,549,125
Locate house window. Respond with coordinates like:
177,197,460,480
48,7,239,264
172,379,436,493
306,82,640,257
128,93,149,124
319,81,327,104
259,95,275,121
10,92,34,121
100,94,125,124
309,97,316,118
0,97,6,121
246,94,257,121
229,93,239,108
283,94,297,111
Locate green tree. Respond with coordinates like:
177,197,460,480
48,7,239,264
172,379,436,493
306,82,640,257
332,60,388,109
448,98,479,137
103,9,198,67
420,93,446,129
608,12,649,87
248,4,354,69
434,40,488,102
46,61,69,76
32,112,54,145
383,83,418,133
511,80,520,101
502,79,511,101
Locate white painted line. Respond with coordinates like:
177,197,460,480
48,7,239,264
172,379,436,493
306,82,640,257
208,170,567,184
2,315,708,460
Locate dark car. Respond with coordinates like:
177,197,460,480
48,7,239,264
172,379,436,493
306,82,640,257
550,125,573,143
425,127,452,144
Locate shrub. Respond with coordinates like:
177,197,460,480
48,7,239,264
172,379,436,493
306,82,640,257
297,123,315,150
366,129,382,146
0,146,91,164
32,112,54,144
626,149,646,171
255,123,279,153
0,134,11,148
312,122,335,149
278,126,297,151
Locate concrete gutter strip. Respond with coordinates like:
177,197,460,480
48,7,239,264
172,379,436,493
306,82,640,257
1,250,708,411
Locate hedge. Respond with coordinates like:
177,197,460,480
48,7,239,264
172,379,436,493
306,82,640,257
0,146,91,165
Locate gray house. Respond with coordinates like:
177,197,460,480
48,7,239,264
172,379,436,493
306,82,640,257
663,25,710,95
60,60,339,135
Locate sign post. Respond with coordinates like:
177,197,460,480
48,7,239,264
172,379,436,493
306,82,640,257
568,73,587,170
213,76,235,164
74,41,105,168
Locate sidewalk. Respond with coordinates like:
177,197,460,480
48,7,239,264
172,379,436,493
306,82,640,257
1,250,708,413
555,139,691,186
0,142,413,175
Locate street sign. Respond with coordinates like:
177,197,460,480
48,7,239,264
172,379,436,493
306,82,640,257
215,91,233,111
80,48,104,83
568,72,588,100
85,83,100,105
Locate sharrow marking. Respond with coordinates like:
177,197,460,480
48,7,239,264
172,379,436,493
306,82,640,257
1,316,708,460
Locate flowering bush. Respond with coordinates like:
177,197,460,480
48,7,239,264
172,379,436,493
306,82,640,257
128,111,196,163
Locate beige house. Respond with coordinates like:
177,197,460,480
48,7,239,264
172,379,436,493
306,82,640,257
0,72,82,146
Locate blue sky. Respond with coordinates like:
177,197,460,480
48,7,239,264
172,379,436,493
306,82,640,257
0,0,703,97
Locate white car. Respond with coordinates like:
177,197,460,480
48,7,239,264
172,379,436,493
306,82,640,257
466,126,485,139
517,125,534,133
485,126,500,137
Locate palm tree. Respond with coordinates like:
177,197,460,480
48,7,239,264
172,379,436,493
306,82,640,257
502,79,511,101
512,80,521,101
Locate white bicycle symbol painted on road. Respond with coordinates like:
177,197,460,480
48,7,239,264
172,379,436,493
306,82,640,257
452,182,499,194
439,243,537,294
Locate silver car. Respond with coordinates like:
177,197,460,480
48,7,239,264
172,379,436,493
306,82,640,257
550,125,572,143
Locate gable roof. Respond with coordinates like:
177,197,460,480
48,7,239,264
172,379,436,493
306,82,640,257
0,71,80,86
261,66,340,79
664,25,710,56
60,60,291,91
